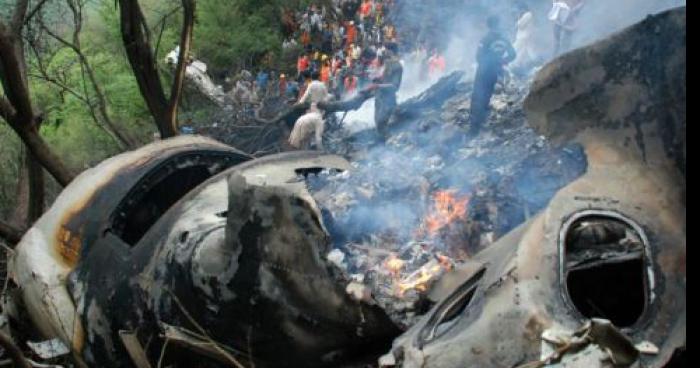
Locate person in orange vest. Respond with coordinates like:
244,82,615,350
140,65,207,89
301,30,311,48
320,59,332,85
359,0,373,20
297,54,310,79
345,21,357,47
428,49,446,80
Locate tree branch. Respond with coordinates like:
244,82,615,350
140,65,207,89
255,90,375,126
118,0,172,137
12,0,31,32
0,95,17,122
0,27,76,186
0,29,34,121
36,3,133,149
23,0,53,26
165,0,195,131
0,219,24,247
152,5,183,58
28,72,90,104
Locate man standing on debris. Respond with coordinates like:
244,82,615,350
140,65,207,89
511,3,538,75
372,43,403,140
299,71,332,104
469,16,516,134
549,0,585,55
289,103,325,150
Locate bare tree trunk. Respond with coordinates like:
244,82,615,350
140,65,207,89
0,20,75,186
26,149,45,224
255,89,376,126
118,0,196,138
0,1,75,187
165,0,196,131
12,148,29,227
0,219,23,245
6,116,74,186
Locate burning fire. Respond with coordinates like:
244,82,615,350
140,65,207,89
384,254,406,276
424,189,470,235
386,253,454,297
376,190,467,299
397,262,445,297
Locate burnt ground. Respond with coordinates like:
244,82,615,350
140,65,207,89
298,71,587,329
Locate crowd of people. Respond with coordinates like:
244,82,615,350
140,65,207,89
284,0,403,103
226,0,589,150
276,0,409,149
224,0,412,150
228,1,406,106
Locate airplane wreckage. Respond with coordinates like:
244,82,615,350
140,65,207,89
5,7,685,368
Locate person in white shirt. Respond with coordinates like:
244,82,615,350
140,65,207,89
350,43,362,60
549,0,585,55
289,103,325,150
299,71,332,104
511,3,538,73
311,10,323,32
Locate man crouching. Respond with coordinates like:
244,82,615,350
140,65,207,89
289,103,325,150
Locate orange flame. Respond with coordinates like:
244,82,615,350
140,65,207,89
397,264,443,296
424,190,470,235
395,257,454,297
384,254,406,277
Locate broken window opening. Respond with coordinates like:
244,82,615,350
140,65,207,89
418,268,486,346
560,211,652,329
112,153,242,246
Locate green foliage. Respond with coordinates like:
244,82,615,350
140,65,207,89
26,20,152,168
1,0,321,215
196,0,287,73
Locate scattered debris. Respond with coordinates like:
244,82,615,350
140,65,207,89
118,331,152,368
302,71,586,328
26,339,69,360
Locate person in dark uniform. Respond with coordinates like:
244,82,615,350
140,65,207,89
470,16,516,134
373,43,403,140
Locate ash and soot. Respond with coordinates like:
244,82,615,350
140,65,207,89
303,71,586,328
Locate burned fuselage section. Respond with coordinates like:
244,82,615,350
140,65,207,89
9,136,251,357
71,151,399,368
10,142,400,367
